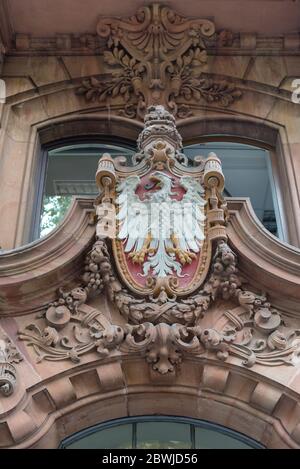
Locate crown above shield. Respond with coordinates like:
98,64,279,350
95,106,226,305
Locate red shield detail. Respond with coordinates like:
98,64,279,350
113,169,209,295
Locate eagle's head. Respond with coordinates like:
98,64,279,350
117,175,140,193
149,171,177,198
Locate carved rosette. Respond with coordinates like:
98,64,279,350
18,106,300,375
76,4,242,118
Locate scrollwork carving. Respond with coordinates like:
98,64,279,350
18,232,300,373
18,306,124,364
121,322,203,374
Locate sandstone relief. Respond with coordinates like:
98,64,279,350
0,330,23,397
18,106,300,375
76,4,242,118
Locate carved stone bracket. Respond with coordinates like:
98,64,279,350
76,4,242,118
121,322,203,374
0,332,23,397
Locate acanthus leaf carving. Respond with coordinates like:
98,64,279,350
121,322,204,374
76,4,242,118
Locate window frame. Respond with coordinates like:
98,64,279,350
59,415,264,449
183,139,284,240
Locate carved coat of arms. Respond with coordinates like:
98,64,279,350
96,105,226,301
17,106,300,377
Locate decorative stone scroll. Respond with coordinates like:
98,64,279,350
18,106,300,374
76,4,242,118
0,332,23,397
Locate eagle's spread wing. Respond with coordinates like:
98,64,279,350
172,176,206,253
116,176,149,253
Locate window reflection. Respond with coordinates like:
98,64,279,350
66,424,133,449
136,421,191,449
38,140,282,240
184,142,281,239
39,143,134,238
195,427,252,449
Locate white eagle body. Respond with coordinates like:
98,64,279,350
116,171,206,278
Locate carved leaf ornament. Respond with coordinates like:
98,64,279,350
76,4,242,118
18,106,300,375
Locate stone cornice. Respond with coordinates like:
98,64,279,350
8,32,300,56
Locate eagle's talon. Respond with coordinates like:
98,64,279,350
128,233,153,264
129,251,146,264
167,233,198,265
167,247,196,265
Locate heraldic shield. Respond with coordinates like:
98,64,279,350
96,105,227,303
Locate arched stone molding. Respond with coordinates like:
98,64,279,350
1,356,300,449
1,196,300,448
1,2,300,252
1,92,299,249
0,4,299,451
8,113,142,249
178,115,299,247
227,198,300,307
38,115,143,147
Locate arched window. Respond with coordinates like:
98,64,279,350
33,137,283,241
60,416,263,449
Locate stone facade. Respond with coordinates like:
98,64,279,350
0,2,300,449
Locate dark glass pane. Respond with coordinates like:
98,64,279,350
195,426,253,449
61,418,262,449
66,424,133,449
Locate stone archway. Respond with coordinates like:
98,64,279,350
1,107,300,450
